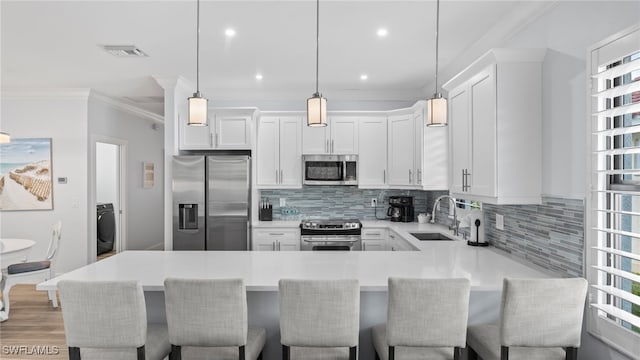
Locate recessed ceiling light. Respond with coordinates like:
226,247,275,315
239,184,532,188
377,28,388,37
360,74,368,80
255,74,263,80
225,28,236,37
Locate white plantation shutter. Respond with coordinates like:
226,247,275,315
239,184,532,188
588,24,640,357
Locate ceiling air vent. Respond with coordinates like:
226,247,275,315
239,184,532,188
102,45,148,57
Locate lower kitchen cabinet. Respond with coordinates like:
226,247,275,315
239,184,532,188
252,228,300,251
388,230,417,251
361,228,388,251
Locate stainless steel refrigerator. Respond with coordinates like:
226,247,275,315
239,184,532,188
172,155,250,250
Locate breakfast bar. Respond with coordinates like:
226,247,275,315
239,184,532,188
37,234,554,360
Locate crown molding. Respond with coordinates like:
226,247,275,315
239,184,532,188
90,91,164,124
153,76,193,93
1,88,91,100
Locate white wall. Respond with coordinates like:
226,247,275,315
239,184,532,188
88,95,164,251
96,142,118,206
0,92,89,274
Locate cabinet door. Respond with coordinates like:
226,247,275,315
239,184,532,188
387,115,415,186
252,238,276,251
413,109,424,187
449,86,470,194
302,123,330,154
256,117,279,187
215,114,251,149
362,241,386,251
180,113,213,150
358,117,387,187
279,117,303,187
331,117,358,154
469,66,497,197
279,238,300,251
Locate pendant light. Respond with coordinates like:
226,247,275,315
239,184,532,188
426,0,447,127
307,0,327,127
188,0,208,126
0,132,10,144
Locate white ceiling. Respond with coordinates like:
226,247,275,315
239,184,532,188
1,1,550,115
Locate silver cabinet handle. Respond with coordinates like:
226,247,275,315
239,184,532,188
326,140,329,153
272,241,276,251
216,132,220,147
409,169,412,184
276,169,279,184
367,232,381,236
363,243,366,251
418,169,422,184
277,240,280,251
461,169,465,191
331,139,334,153
269,233,285,236
383,170,386,184
280,170,283,184
210,133,214,147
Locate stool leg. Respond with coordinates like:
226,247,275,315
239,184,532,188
170,345,182,360
68,347,80,360
501,346,509,360
239,345,245,360
566,347,578,360
136,346,145,360
467,345,478,360
282,345,290,360
389,346,395,360
349,346,357,360
453,347,462,360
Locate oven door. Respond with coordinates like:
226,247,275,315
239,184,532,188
300,235,362,251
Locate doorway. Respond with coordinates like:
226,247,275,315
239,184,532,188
93,140,126,261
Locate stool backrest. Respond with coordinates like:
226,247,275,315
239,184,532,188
279,279,360,348
387,277,470,347
58,280,146,349
164,278,248,347
500,277,588,348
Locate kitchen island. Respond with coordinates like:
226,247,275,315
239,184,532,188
38,224,554,359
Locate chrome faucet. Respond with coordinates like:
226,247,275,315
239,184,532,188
430,195,459,236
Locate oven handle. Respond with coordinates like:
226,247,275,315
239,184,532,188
301,236,360,243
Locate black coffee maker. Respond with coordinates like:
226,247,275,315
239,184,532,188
387,196,414,222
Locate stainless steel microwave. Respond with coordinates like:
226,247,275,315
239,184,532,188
302,155,358,185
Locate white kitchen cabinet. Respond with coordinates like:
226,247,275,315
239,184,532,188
302,117,358,154
358,117,388,188
443,48,545,204
180,108,254,150
361,228,388,251
413,102,448,190
256,115,302,188
387,114,415,186
252,228,300,251
388,230,417,251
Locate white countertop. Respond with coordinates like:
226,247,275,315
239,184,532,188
38,221,555,292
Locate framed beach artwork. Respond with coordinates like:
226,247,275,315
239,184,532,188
0,138,53,211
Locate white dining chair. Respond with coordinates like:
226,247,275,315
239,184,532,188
2,220,61,317
58,279,170,360
372,277,471,360
467,277,588,360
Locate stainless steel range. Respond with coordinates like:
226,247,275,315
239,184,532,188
300,219,362,251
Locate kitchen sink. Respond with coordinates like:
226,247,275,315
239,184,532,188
410,232,454,241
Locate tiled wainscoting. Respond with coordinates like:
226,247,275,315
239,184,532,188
482,196,585,277
259,187,445,221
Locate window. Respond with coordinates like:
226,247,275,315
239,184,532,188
588,24,640,358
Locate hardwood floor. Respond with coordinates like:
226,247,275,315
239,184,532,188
0,285,66,359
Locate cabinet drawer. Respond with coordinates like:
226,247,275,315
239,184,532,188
253,228,299,240
361,228,388,240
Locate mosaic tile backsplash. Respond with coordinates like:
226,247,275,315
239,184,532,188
259,187,446,221
482,196,584,277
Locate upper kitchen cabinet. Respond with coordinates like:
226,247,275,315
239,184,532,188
302,116,358,154
180,108,255,150
443,48,545,204
358,116,387,188
256,114,302,189
387,102,448,190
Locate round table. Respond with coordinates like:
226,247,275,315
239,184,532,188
0,238,35,321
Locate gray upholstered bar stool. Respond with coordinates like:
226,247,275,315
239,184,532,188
57,280,170,360
164,278,266,360
467,278,588,360
372,277,471,360
278,279,360,360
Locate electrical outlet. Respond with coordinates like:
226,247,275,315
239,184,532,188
371,198,377,207
496,214,504,230
279,198,286,207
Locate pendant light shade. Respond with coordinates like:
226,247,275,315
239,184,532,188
307,0,327,127
307,93,327,127
426,0,447,127
426,94,447,127
187,0,208,126
0,132,10,144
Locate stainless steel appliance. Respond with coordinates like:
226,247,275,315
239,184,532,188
300,219,362,251
172,155,251,250
388,196,414,223
302,155,358,185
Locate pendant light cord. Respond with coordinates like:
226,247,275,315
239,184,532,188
315,0,320,95
434,0,440,96
196,0,201,93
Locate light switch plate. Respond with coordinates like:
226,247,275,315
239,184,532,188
279,198,286,207
496,214,504,230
